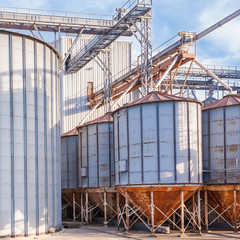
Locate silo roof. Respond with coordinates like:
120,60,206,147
116,91,201,110
78,112,113,128
61,127,78,137
203,94,240,111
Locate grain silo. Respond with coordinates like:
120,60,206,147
77,113,117,225
113,91,203,233
0,30,61,237
202,94,240,230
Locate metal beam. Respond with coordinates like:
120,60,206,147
194,59,233,94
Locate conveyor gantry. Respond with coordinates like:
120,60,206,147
66,0,152,73
0,6,131,35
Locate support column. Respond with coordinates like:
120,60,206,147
117,192,120,231
192,193,196,231
104,191,107,227
151,189,154,234
73,192,76,221
197,190,201,234
234,188,237,232
181,190,185,237
86,192,89,224
173,213,176,230
125,191,129,233
81,192,84,224
204,190,208,232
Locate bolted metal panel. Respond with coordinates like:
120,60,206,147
60,36,132,133
0,30,61,237
203,102,240,184
61,135,79,189
78,120,114,188
114,94,203,186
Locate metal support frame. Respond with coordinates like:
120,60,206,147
194,59,233,94
103,47,113,113
116,189,202,235
204,189,240,230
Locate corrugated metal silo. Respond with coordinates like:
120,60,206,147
113,92,203,225
0,30,61,237
78,113,117,219
202,94,240,226
61,127,78,189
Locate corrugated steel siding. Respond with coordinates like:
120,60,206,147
78,122,114,188
114,101,202,186
202,105,240,183
61,36,132,133
0,31,61,237
61,136,78,189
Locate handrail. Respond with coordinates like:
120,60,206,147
0,6,112,19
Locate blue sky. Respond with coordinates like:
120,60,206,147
2,0,240,66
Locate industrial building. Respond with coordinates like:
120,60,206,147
0,0,240,238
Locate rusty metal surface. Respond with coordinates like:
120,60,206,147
114,98,202,185
202,101,240,183
118,185,201,224
205,185,240,225
115,91,202,111
78,119,114,188
61,127,78,137
79,112,113,128
203,94,240,111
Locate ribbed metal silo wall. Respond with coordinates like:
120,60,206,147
0,31,61,237
61,135,78,189
202,105,240,183
114,101,202,186
61,36,132,133
78,122,114,188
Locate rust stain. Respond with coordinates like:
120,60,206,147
214,146,224,153
227,145,238,153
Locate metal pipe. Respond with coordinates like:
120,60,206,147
194,59,233,93
154,55,178,90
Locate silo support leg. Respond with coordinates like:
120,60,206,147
197,190,202,234
73,192,76,222
233,189,237,232
104,191,107,227
151,189,155,234
125,191,129,233
173,213,176,230
81,192,84,224
117,192,120,231
204,190,208,232
86,192,89,224
181,190,185,237
192,193,196,231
